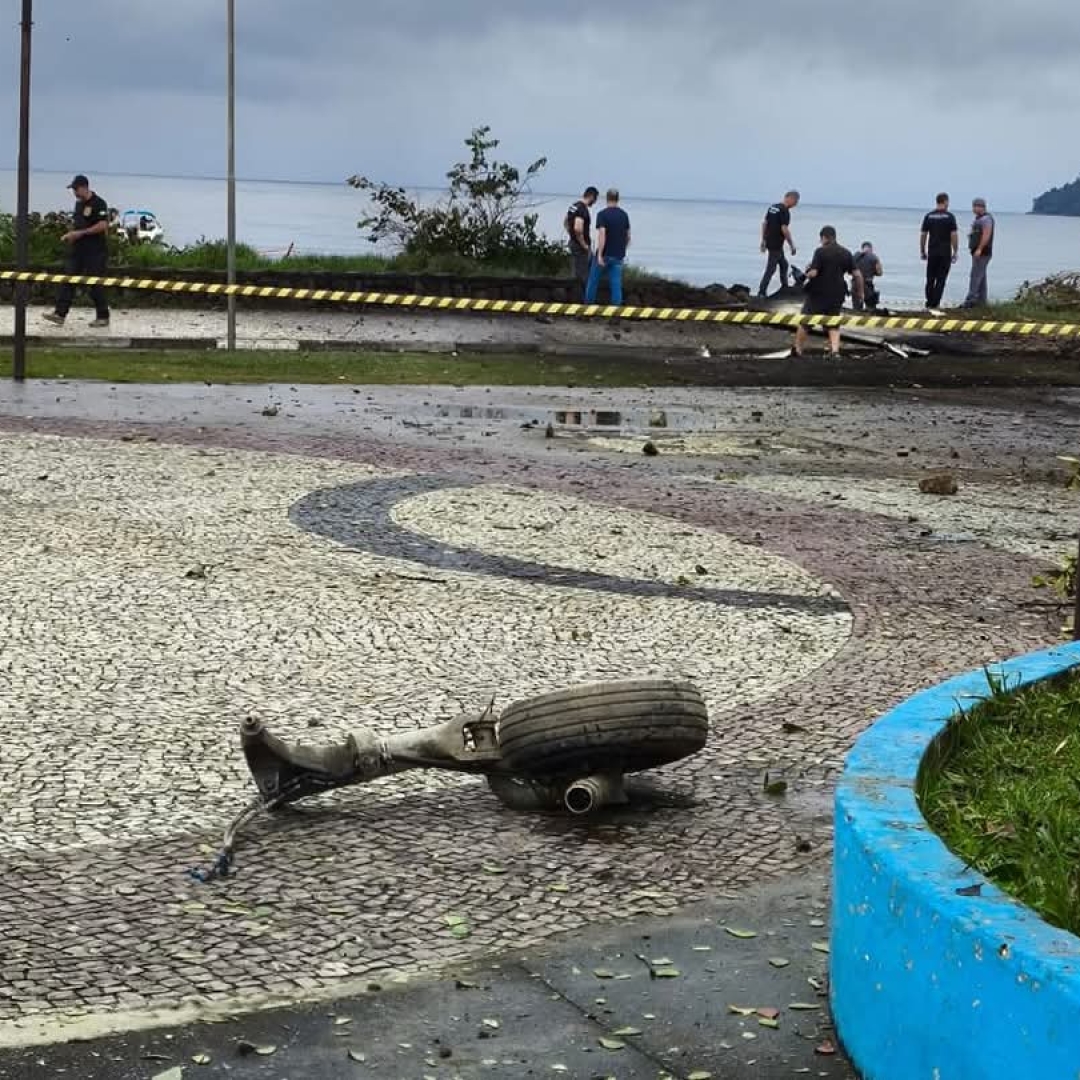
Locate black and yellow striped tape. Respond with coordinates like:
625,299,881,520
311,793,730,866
2,268,1077,338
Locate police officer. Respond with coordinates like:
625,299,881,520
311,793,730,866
43,174,111,328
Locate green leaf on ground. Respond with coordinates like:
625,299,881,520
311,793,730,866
653,967,680,978
593,968,615,979
812,941,830,954
598,1037,626,1050
613,1026,643,1036
723,926,758,939
768,957,790,968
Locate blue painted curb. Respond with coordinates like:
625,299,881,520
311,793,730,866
831,643,1080,1080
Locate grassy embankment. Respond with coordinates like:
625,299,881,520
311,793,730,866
0,348,702,388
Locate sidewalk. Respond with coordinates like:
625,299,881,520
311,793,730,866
0,875,853,1080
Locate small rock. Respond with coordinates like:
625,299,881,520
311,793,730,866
919,473,959,496
261,405,280,417
642,441,659,457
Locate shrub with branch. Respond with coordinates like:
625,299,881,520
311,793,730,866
347,126,567,274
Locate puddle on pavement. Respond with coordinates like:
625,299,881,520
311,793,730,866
432,401,727,434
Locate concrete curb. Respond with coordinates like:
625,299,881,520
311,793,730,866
831,642,1080,1080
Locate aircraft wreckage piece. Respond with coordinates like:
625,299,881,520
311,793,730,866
240,679,709,816
191,680,707,881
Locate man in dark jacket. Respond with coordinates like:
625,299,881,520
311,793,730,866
792,226,863,358
42,174,112,328
566,186,599,298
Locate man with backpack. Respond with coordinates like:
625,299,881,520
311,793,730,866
565,186,599,298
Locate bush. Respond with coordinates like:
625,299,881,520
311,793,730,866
348,126,568,275
0,208,81,264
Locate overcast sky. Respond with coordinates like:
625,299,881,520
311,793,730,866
1,0,1077,211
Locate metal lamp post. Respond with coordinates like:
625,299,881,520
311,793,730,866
226,0,236,351
12,0,33,382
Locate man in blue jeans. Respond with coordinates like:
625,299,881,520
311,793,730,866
585,189,631,305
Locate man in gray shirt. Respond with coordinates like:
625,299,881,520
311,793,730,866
962,198,995,308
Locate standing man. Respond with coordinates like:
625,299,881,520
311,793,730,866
565,186,599,299
42,175,111,328
757,190,800,297
919,192,958,311
585,189,631,305
852,241,883,311
962,198,995,309
791,226,863,358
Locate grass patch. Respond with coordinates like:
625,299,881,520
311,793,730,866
919,672,1080,935
0,346,700,387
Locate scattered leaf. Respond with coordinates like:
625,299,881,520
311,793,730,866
788,1002,821,1011
450,923,471,939
807,976,824,993
764,776,788,796
816,1040,837,1056
727,1005,756,1016
768,957,790,968
688,1071,714,1079
444,914,467,928
808,918,825,928
811,941,830,954
455,978,478,990
481,1018,500,1030
334,1017,353,1026
593,968,615,979
758,1017,780,1029
723,927,758,939
654,967,680,978
650,957,674,966
691,945,712,952
482,864,507,875
192,1053,212,1065
598,1037,626,1050
549,883,570,893
347,1050,367,1063
756,1007,780,1020
613,1026,643,1037
254,1045,277,1056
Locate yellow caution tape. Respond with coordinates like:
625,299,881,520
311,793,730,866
2,268,1077,338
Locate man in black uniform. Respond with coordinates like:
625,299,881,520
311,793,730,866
919,192,958,311
792,226,863,358
42,174,111,328
757,190,800,297
565,186,599,298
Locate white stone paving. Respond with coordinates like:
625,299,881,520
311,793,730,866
0,435,851,857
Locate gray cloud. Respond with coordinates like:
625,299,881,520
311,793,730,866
2,1,1077,210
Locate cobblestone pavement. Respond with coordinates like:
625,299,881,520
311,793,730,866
0,384,1067,1050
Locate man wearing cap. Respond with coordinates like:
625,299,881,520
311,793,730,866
42,175,111,328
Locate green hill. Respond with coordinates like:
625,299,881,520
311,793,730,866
1032,177,1080,216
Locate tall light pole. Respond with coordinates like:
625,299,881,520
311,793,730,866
13,0,33,382
226,0,236,351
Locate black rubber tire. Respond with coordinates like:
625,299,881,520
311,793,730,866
497,679,708,778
